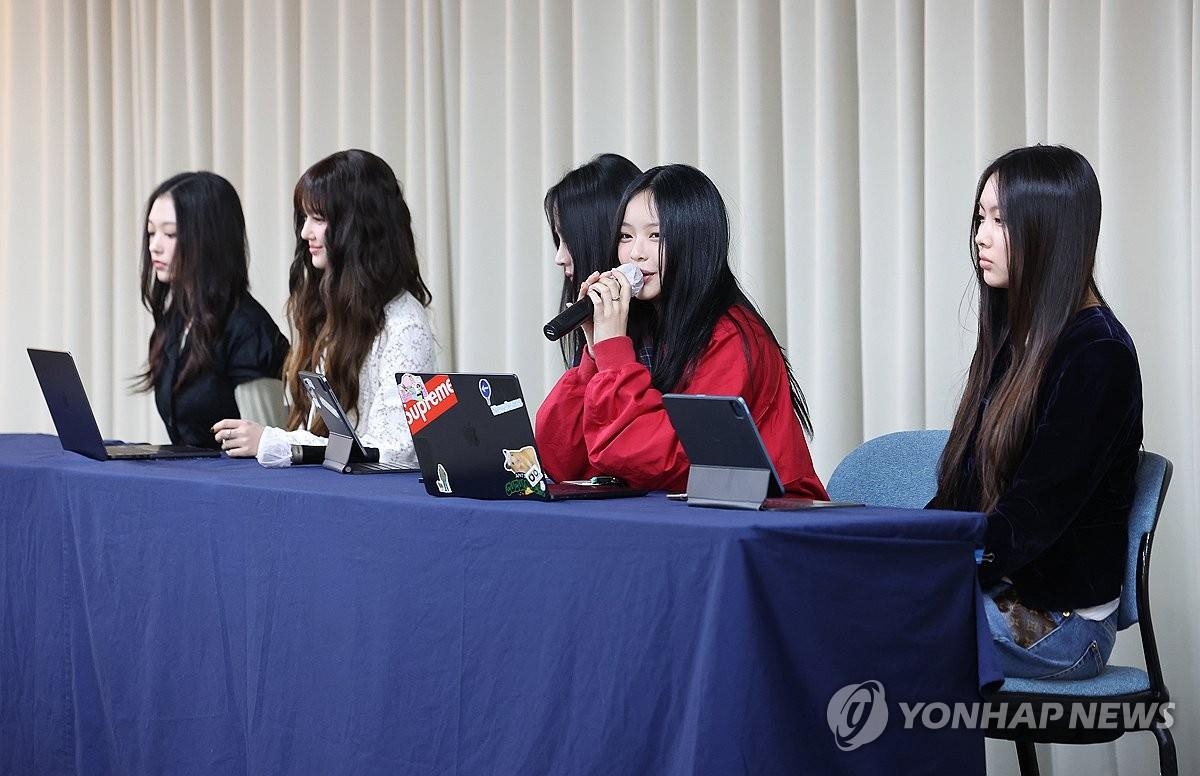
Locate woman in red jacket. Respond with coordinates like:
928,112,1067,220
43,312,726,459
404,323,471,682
535,164,826,497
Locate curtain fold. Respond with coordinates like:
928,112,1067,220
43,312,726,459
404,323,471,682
1,2,1197,772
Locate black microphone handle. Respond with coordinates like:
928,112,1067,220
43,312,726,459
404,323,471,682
543,296,596,341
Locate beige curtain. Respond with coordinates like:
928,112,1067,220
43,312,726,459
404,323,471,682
1,2,1197,772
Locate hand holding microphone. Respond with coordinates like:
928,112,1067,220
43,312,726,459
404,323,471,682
543,262,644,342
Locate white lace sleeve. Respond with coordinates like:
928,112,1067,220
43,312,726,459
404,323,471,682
353,294,439,466
255,424,328,468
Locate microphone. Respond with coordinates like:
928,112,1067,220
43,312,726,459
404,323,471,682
543,263,645,341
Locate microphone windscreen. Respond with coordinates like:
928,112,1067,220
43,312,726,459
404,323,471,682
615,263,645,295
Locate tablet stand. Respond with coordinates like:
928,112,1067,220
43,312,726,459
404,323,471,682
685,465,771,510
323,433,379,474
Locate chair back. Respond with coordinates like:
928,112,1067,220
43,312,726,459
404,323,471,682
1119,452,1172,629
826,430,949,508
235,377,288,428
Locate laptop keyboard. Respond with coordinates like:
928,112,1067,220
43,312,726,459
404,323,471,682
107,444,161,457
351,462,415,473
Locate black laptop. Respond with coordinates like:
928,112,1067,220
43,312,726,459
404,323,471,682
27,348,221,460
396,371,646,501
298,370,418,474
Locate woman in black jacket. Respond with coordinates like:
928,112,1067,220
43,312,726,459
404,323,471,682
134,172,289,449
930,145,1142,680
543,153,640,368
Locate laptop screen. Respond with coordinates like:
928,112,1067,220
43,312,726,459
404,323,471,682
27,348,110,459
397,372,548,499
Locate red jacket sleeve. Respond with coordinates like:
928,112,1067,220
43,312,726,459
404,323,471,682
582,322,773,492
533,349,599,482
538,311,828,499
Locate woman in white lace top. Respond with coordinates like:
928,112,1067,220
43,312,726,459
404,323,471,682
212,149,437,466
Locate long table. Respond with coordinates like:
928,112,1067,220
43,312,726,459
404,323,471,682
0,434,999,775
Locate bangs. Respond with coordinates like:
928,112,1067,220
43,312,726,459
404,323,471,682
293,165,334,220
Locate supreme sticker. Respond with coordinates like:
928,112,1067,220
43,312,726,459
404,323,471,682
402,374,458,434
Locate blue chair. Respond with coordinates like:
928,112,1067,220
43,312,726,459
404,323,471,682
826,429,949,508
984,451,1175,776
827,432,1177,776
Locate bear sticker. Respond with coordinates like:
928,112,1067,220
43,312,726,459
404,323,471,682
502,445,546,496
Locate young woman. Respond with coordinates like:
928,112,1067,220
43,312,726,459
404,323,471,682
212,149,437,466
544,153,641,367
535,164,827,497
929,145,1142,680
135,172,289,449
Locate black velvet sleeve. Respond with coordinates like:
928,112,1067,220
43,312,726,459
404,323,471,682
224,299,289,385
979,338,1141,586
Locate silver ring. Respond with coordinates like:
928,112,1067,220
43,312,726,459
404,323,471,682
610,295,620,302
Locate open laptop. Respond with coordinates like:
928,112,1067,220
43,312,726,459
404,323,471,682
662,394,860,510
396,372,646,501
298,370,418,474
27,348,221,460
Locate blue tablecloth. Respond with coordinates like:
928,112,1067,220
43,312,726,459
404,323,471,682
0,434,999,775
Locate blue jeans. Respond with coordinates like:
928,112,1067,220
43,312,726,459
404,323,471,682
983,586,1118,680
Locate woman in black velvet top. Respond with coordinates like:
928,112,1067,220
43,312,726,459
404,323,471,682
134,172,289,449
929,145,1142,680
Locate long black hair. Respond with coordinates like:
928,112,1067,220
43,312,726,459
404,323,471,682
135,171,250,393
621,164,814,436
284,148,432,434
544,153,641,366
934,144,1104,510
